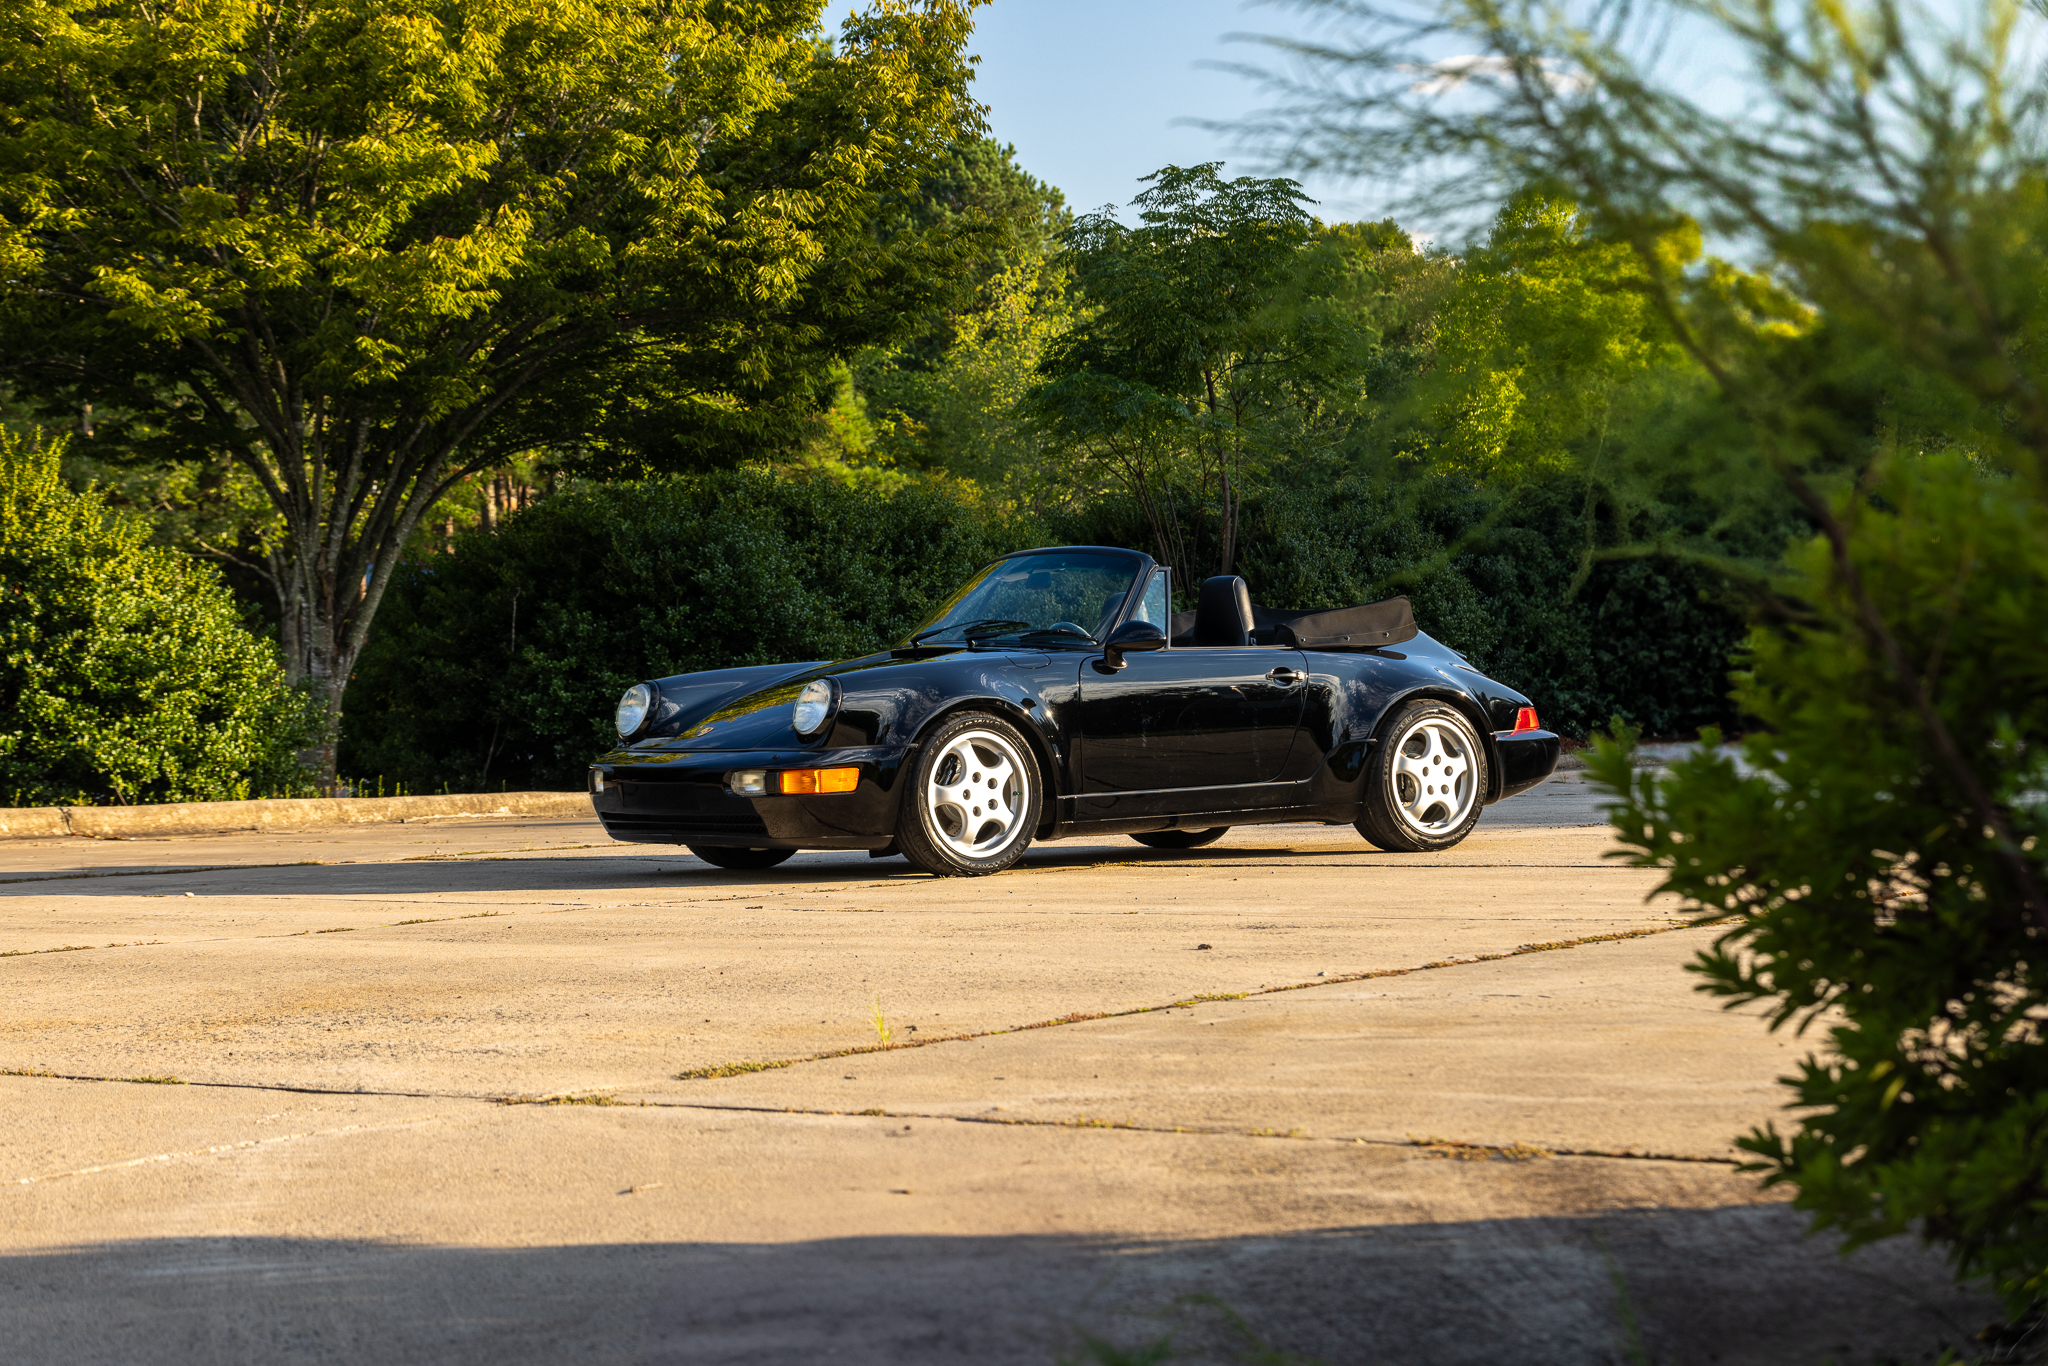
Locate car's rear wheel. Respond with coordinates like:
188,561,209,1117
1356,701,1487,852
1130,828,1229,849
687,845,796,871
897,712,1041,877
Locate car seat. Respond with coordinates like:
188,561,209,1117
1194,576,1255,647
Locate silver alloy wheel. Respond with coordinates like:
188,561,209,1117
924,728,1031,860
1388,713,1479,836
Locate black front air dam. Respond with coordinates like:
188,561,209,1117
588,746,909,849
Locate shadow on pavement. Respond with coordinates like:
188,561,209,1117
0,837,1504,899
0,1207,1993,1365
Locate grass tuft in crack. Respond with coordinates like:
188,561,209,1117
674,1059,798,1081
1410,1134,1551,1162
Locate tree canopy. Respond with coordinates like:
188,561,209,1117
0,0,983,780
1024,163,1388,585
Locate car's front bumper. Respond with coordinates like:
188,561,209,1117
1491,728,1562,801
588,745,910,849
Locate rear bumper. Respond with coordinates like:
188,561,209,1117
588,745,910,849
1491,729,1561,801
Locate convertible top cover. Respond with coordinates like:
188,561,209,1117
1170,595,1419,651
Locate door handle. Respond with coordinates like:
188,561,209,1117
1267,667,1305,685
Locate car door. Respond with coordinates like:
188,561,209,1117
1076,645,1310,804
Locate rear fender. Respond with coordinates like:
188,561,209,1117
1377,686,1506,804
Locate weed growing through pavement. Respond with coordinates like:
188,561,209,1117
1410,1134,1551,1162
500,1093,636,1107
124,1075,185,1085
870,994,892,1046
674,1059,798,1081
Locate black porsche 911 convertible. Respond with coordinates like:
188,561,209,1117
587,545,1560,876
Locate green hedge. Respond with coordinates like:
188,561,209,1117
1237,472,1791,738
0,432,314,806
342,467,1785,794
1065,472,1786,738
340,470,1037,792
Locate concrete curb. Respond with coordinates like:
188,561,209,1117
0,791,592,841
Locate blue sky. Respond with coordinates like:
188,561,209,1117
966,0,1383,224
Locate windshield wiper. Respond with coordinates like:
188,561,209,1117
1015,624,1098,643
910,617,1032,645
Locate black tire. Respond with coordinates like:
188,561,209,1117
1356,700,1488,853
1130,828,1229,849
896,712,1042,877
687,845,797,870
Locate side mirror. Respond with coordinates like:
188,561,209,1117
1100,621,1167,671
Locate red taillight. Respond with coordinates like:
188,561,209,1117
1512,707,1540,733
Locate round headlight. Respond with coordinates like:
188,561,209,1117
791,679,833,736
615,683,654,739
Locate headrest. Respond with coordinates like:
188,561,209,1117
1194,575,1254,648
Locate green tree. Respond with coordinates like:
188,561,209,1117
1249,0,2048,1311
1025,164,1386,586
1594,454,2048,1311
863,249,1079,490
0,0,982,783
1418,192,1701,481
0,430,314,805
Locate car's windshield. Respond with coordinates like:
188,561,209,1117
909,552,1142,647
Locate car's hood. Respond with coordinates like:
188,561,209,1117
631,650,979,751
630,660,830,749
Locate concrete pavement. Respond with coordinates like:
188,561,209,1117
0,773,2002,1363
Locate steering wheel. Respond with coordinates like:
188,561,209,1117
1046,621,1090,639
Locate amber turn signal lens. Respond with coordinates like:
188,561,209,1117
1512,707,1540,733
777,766,859,795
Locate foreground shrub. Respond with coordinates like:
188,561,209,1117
341,470,1035,791
1592,454,2048,1313
0,432,315,805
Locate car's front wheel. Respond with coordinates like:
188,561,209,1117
1130,828,1229,849
687,845,796,871
1356,701,1487,852
897,712,1042,877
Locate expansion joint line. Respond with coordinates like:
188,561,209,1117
652,1097,1742,1166
668,922,1697,1083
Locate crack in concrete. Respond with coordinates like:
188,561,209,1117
651,1098,1743,1166
667,923,1698,1081
0,861,333,887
